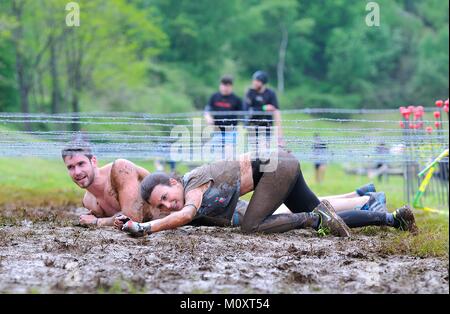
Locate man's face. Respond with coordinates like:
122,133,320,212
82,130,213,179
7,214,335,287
252,79,263,91
64,154,97,188
148,179,185,212
219,83,233,95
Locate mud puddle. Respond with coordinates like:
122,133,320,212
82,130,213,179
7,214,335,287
0,207,448,293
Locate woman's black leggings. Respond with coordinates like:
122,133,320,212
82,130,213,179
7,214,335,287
240,150,389,233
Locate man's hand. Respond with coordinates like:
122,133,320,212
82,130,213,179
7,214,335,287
264,104,277,112
114,214,130,230
205,114,215,126
79,214,98,226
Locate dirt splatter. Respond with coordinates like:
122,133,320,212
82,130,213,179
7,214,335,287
0,206,448,293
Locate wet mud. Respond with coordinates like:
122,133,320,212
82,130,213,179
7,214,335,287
0,206,448,293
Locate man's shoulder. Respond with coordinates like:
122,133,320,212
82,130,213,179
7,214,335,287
110,159,140,183
112,158,137,170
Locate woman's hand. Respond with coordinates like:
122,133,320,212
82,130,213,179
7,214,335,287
122,220,151,237
114,214,130,230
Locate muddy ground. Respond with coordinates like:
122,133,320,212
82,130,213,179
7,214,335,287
0,206,448,294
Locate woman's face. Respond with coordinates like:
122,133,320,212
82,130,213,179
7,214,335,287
148,179,185,212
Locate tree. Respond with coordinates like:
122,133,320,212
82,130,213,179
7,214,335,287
0,11,19,112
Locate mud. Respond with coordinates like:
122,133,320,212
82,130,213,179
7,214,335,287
0,206,448,293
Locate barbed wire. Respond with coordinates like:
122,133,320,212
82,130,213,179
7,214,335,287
0,107,440,119
0,110,447,163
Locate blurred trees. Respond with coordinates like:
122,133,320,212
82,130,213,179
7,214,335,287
0,0,448,127
0,0,169,122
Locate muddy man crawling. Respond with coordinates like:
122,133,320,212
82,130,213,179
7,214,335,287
62,140,170,227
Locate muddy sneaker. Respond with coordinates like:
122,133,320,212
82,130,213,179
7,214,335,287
356,183,376,196
363,192,388,212
393,205,419,235
313,200,351,237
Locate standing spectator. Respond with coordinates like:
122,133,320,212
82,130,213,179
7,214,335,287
313,133,328,184
244,71,285,150
373,142,389,182
204,75,242,158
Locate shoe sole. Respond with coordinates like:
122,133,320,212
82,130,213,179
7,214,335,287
398,205,419,235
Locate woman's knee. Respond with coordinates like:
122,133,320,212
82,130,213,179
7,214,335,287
279,151,299,172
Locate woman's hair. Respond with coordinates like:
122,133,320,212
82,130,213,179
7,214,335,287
140,172,181,203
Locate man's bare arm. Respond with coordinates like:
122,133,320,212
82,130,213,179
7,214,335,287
80,190,129,227
79,193,107,226
111,159,146,222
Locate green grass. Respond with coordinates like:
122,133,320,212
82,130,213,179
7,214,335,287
0,157,192,207
378,211,449,258
0,157,83,207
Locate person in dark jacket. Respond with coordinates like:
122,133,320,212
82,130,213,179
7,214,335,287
244,71,285,149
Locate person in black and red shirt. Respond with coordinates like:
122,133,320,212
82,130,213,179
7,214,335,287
244,71,285,147
204,75,242,129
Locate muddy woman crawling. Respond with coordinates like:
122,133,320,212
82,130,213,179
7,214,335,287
115,150,418,237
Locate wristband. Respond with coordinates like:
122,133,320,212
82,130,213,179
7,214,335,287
95,218,99,226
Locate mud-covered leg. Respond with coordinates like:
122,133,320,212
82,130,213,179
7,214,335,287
338,210,389,228
240,151,302,233
241,212,319,233
337,206,419,234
